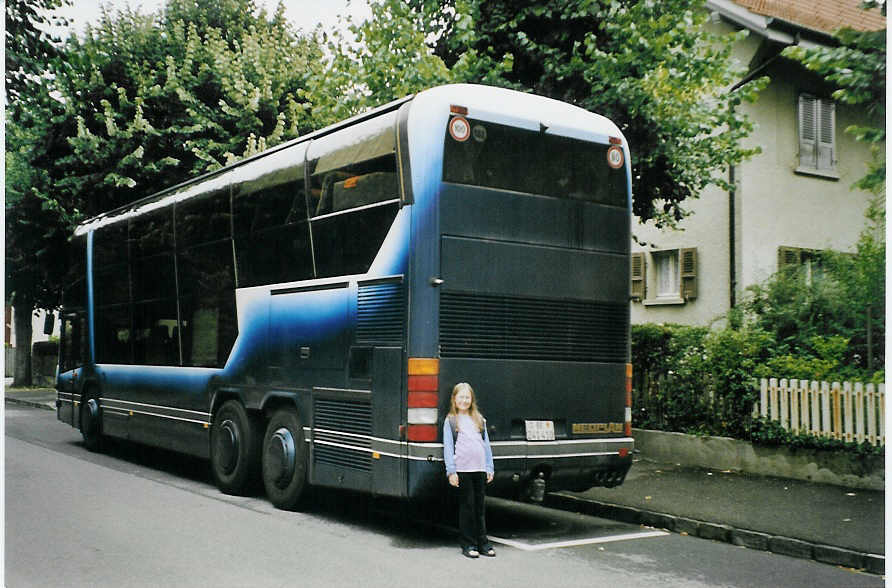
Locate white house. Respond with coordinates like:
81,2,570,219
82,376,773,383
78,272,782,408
630,0,885,326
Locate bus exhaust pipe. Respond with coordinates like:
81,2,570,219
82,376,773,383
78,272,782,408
525,472,547,503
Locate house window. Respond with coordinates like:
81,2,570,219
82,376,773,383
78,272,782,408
654,250,679,299
797,94,836,176
631,248,697,305
777,245,826,284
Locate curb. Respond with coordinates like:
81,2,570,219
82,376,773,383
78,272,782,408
544,492,885,576
5,397,56,411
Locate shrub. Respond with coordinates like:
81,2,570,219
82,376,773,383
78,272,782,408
750,417,884,457
632,323,771,438
32,340,59,357
632,322,883,454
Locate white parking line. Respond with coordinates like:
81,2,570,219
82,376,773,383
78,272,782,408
488,529,669,552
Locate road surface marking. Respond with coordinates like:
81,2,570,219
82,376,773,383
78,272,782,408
488,529,668,551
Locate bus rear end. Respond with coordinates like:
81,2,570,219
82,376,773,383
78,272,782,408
406,86,633,499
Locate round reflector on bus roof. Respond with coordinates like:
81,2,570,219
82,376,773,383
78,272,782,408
606,145,624,169
449,116,471,142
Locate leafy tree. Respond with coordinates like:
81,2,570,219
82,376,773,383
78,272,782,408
5,0,70,102
6,0,320,383
6,0,73,384
324,0,767,226
46,0,320,216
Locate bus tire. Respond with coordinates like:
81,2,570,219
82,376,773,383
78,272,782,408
262,409,309,510
211,400,260,495
80,390,103,452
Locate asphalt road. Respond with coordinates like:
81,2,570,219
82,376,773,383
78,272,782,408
5,404,883,587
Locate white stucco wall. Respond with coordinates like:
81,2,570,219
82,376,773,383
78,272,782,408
737,66,878,290
631,23,880,328
6,308,60,347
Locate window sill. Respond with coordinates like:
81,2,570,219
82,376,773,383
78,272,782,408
794,166,840,181
642,297,686,306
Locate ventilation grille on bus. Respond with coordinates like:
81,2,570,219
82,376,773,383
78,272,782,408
313,397,373,471
440,292,628,362
356,281,405,343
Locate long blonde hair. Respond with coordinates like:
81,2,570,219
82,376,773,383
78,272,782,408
447,382,485,432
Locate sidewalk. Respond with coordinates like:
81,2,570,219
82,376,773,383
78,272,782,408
4,383,885,573
4,383,58,411
548,457,885,574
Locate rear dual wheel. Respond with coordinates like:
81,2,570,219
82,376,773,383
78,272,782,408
262,409,309,510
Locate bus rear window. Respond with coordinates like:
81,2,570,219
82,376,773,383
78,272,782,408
443,117,627,207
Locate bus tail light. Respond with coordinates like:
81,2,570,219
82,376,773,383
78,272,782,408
408,358,439,442
625,363,633,437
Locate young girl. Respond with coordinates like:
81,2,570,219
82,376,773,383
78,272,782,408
443,382,495,558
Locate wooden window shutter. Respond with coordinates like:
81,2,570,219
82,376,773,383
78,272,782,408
630,252,646,300
798,94,817,169
817,99,835,170
777,246,801,271
680,248,697,300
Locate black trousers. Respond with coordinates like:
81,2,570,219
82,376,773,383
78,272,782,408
456,472,489,549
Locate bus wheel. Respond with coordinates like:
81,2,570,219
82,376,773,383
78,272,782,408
262,409,309,510
80,393,103,452
210,400,260,495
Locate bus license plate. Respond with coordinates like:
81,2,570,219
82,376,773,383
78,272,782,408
525,420,555,441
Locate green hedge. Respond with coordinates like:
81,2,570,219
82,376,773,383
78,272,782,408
632,323,771,438
631,323,884,455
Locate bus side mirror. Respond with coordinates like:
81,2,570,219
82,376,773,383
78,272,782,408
43,313,55,336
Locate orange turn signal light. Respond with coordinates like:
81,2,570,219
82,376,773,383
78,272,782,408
408,358,439,376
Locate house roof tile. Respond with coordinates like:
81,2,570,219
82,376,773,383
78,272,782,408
733,0,885,33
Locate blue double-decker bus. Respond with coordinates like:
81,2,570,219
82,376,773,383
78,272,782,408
56,84,634,509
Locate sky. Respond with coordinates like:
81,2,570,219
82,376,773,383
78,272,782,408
50,0,372,39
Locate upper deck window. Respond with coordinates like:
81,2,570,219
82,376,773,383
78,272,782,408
307,112,399,217
443,117,627,207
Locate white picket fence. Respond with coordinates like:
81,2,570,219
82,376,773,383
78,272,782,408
755,378,885,446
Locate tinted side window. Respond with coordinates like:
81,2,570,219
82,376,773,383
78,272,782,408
312,202,400,277
129,209,178,366
92,222,132,364
307,113,400,278
133,299,179,366
93,221,130,309
232,143,313,287
95,303,132,365
174,178,232,247
308,113,398,217
60,312,87,372
93,222,128,267
175,181,237,368
60,277,87,372
178,240,237,367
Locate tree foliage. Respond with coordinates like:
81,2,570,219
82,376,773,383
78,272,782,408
5,0,69,102
324,0,767,226
44,0,321,217
7,0,322,303
6,0,321,382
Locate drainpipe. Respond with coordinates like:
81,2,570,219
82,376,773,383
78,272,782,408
728,163,737,308
725,54,781,310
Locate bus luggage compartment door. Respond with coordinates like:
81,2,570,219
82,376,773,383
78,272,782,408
370,346,405,497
